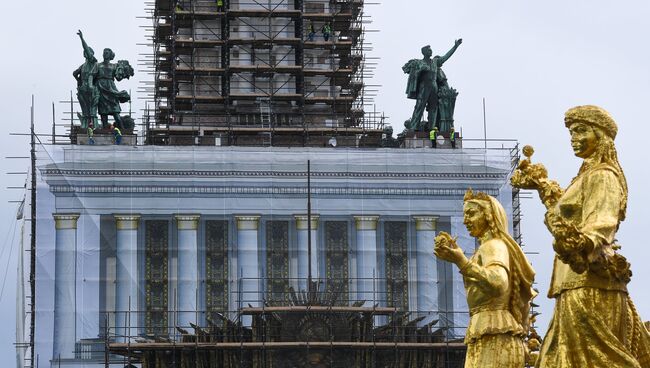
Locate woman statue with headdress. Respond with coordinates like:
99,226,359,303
434,189,536,367
511,105,650,367
96,47,134,130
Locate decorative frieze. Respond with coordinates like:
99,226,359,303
42,168,507,180
49,185,501,198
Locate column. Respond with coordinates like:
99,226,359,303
114,214,140,342
354,216,379,307
175,215,200,329
295,215,319,291
235,216,260,326
52,213,79,360
414,216,438,325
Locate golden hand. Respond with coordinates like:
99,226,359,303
434,232,466,266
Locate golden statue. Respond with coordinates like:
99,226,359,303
511,105,650,367
434,190,536,367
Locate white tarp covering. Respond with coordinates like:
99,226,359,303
29,143,516,367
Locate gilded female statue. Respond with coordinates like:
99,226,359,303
511,105,650,367
434,190,535,367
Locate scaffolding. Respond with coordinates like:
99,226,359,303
141,0,383,147
100,281,468,368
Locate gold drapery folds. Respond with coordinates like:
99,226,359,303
511,105,650,368
434,189,536,367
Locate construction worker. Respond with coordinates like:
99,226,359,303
176,3,184,11
429,126,438,148
216,0,224,12
307,21,316,42
322,22,332,42
111,125,122,145
450,127,456,149
87,122,95,145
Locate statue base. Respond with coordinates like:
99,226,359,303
77,134,137,146
403,136,462,149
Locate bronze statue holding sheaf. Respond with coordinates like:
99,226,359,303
403,39,461,132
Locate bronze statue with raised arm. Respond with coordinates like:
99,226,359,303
511,105,650,367
403,39,461,132
73,30,99,129
434,189,536,367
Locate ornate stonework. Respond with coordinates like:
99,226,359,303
114,214,141,230
53,213,80,230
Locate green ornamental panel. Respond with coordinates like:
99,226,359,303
205,220,229,322
384,221,409,311
145,220,169,336
324,221,349,305
266,221,290,302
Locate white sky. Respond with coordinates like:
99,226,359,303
1,0,649,361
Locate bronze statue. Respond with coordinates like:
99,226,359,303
434,189,535,367
403,39,461,132
97,48,134,129
73,30,99,129
73,30,134,131
511,105,650,367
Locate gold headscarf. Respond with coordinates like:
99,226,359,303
465,189,537,330
565,105,617,139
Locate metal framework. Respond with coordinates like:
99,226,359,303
104,283,468,368
141,0,383,146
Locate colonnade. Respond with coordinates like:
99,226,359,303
51,213,439,358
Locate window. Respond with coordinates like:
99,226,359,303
384,221,409,311
205,220,229,324
145,220,169,335
324,221,349,305
266,221,290,302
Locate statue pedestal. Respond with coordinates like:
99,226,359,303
77,134,136,146
403,137,462,149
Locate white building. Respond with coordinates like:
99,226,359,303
29,144,518,367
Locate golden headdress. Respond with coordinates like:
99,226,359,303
565,105,618,139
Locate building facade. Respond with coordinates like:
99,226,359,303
31,144,518,367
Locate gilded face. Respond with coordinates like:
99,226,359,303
568,122,599,158
463,201,489,238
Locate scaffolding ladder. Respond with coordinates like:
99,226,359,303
259,97,272,146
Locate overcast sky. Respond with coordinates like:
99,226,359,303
1,0,649,361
